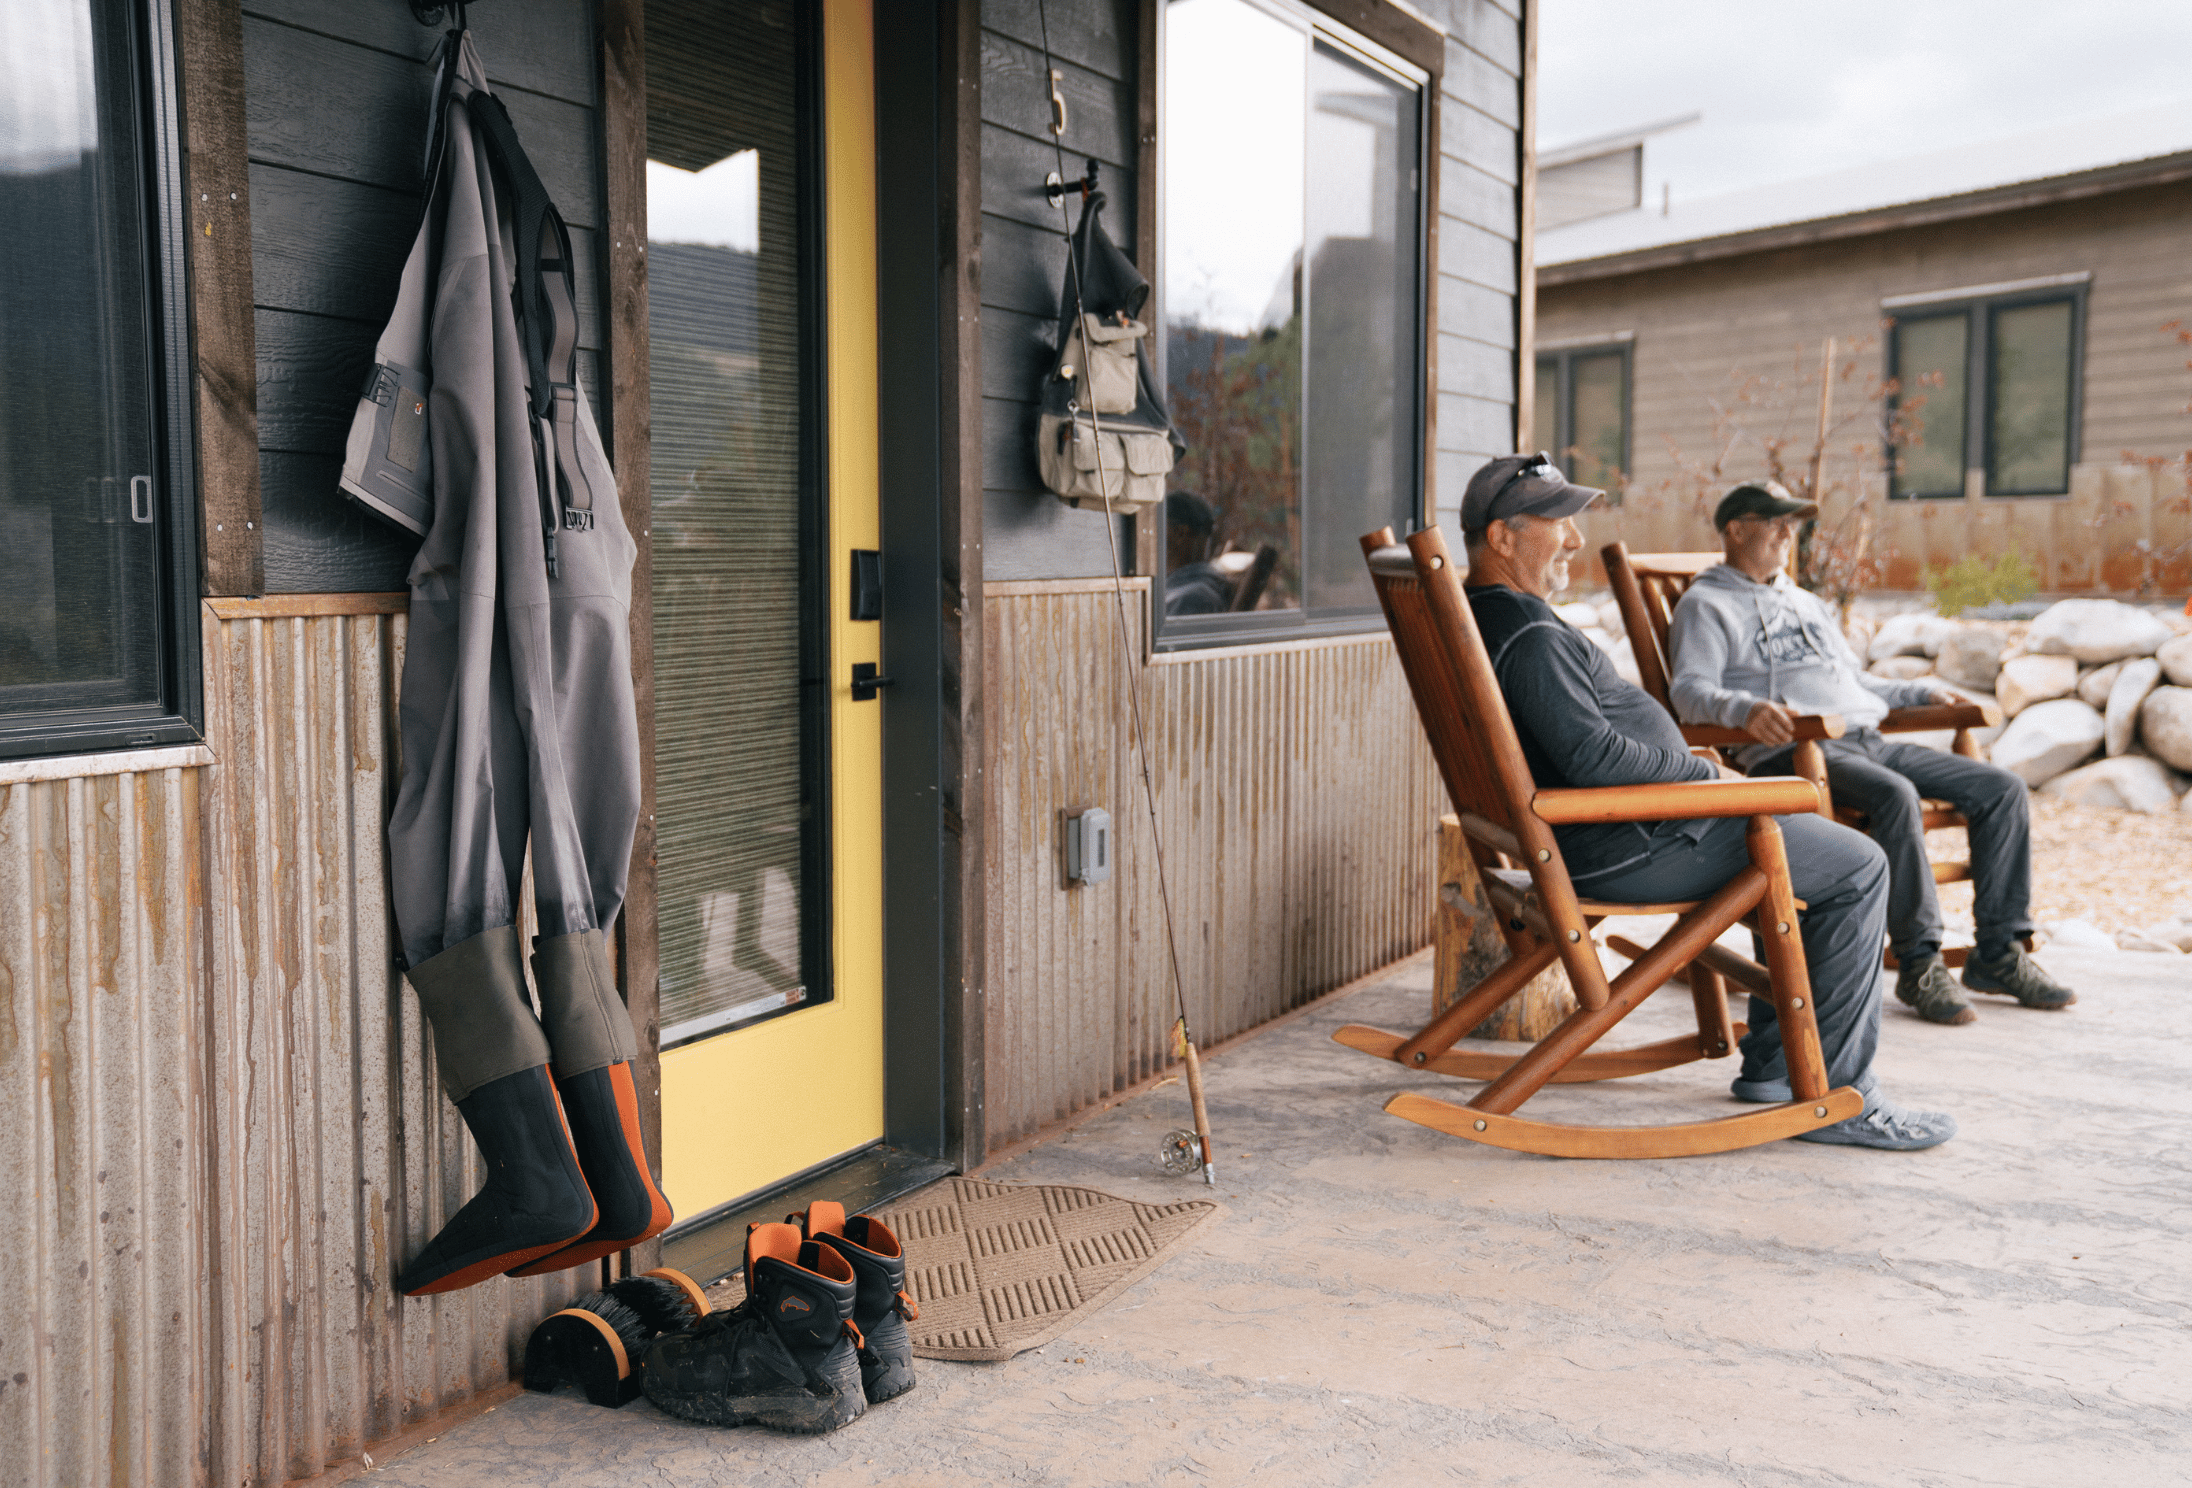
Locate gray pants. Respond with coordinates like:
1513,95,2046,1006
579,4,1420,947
1754,730,2032,962
1579,813,1889,1102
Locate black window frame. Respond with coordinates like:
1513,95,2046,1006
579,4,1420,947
0,0,204,763
1533,339,1632,500
1152,0,1433,653
1885,282,2087,501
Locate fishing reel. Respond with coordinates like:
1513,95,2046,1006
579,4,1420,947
1155,1128,1204,1177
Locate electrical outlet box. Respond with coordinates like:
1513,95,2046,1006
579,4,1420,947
1065,807,1112,884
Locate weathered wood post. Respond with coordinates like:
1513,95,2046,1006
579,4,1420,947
1432,815,1577,1040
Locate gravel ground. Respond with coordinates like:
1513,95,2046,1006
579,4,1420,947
1927,793,2192,940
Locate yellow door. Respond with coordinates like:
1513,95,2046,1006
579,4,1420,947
645,0,882,1218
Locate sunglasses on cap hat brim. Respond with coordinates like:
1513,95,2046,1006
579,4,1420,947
1483,453,1603,524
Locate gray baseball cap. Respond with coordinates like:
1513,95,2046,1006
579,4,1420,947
1461,452,1604,533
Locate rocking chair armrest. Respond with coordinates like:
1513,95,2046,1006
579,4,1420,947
1678,713,1846,748
1530,777,1825,825
1880,701,2002,732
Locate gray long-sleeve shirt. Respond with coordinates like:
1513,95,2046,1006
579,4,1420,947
1667,562,1936,769
1466,584,1717,884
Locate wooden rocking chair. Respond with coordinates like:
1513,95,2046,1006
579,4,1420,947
1604,542,2008,969
1334,526,1863,1158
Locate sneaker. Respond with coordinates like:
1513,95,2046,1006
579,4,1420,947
1731,1075,1792,1104
643,1222,866,1435
1963,945,2076,1009
1793,1097,1957,1150
1895,954,1976,1025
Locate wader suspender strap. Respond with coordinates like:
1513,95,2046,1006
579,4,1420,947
465,86,600,575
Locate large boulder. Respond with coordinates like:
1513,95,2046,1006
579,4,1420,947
2139,686,2192,772
1870,655,1934,680
2075,659,2128,708
1989,697,2104,785
2039,754,2183,814
1935,627,2006,690
1867,612,1960,661
2159,633,2192,687
2025,598,2176,663
2104,657,2164,756
1995,654,2079,717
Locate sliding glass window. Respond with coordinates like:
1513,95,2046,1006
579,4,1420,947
0,0,199,759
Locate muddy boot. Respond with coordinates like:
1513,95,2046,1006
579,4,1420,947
509,931,674,1276
795,1202,918,1404
399,928,596,1296
644,1222,865,1434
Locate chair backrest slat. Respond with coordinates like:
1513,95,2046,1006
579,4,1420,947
1604,544,1718,714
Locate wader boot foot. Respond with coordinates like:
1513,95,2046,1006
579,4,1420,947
795,1201,918,1404
507,1061,675,1276
643,1222,865,1434
397,1065,596,1295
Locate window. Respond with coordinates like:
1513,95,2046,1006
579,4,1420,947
1887,280,2084,499
646,0,831,1046
1532,342,1629,497
1158,0,1427,643
0,0,199,760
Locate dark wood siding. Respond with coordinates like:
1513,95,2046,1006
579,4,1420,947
241,1,603,591
976,0,1141,580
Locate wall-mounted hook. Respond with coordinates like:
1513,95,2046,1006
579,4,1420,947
409,0,477,27
1044,158,1101,209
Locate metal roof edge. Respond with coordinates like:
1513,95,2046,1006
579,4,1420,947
1537,149,2192,287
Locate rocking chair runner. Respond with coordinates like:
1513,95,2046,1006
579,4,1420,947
1603,543,2009,968
1335,526,1862,1159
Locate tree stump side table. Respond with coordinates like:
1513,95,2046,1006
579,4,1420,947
1433,814,1578,1040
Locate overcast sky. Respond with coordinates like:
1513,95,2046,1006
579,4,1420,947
1538,0,2192,207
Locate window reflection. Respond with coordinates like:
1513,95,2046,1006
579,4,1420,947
1163,0,1305,615
1161,0,1421,626
0,0,161,710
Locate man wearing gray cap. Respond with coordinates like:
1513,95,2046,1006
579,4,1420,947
1460,455,1954,1149
1667,480,2072,1026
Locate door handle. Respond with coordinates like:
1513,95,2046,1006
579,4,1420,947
130,475,154,524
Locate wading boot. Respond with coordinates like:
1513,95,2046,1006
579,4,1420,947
644,1222,865,1434
795,1201,919,1404
509,931,674,1276
398,927,596,1296
395,1064,597,1294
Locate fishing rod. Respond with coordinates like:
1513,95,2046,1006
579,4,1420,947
1034,0,1214,1188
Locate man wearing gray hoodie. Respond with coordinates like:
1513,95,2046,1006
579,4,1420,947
1668,482,2073,1026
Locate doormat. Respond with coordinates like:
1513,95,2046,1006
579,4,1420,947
706,1178,1223,1362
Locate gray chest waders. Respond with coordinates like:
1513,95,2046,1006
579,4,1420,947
339,30,669,1295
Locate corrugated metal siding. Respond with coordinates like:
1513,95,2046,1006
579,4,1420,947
0,600,562,1488
982,582,1442,1149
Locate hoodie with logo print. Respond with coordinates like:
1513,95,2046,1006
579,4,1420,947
1668,563,1939,770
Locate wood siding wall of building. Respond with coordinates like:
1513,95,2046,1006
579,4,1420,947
0,599,560,1488
980,581,1442,1150
241,1,603,594
1538,181,2192,594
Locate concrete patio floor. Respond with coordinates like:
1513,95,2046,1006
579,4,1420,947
362,944,2191,1486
